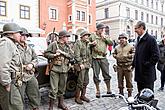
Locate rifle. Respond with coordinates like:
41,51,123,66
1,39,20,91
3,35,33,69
45,27,59,75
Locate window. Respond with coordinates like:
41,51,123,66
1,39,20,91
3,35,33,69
156,16,158,25
151,0,153,8
20,5,30,19
155,31,157,39
89,15,92,24
105,8,109,18
126,7,130,18
146,0,149,7
161,18,163,26
141,0,143,5
49,8,57,20
88,0,91,5
151,15,153,24
135,10,138,20
68,15,72,22
135,0,138,3
161,4,164,12
141,12,143,21
82,11,85,21
76,10,80,20
156,1,158,10
0,1,6,16
146,13,149,23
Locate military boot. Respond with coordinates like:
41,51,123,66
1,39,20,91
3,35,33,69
95,83,100,98
75,88,83,104
119,88,124,96
48,98,54,110
58,96,69,110
128,91,132,97
80,86,90,102
105,81,112,94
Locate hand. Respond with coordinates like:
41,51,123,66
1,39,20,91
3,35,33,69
80,64,85,70
26,63,33,71
56,49,66,55
5,84,11,92
92,40,97,46
56,49,62,53
54,52,60,57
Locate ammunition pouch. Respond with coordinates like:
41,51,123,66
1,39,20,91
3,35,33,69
15,71,23,87
53,56,64,66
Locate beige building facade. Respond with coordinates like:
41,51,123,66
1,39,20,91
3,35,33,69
96,0,165,41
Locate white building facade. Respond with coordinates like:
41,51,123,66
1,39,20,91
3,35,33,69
0,0,42,34
96,0,165,41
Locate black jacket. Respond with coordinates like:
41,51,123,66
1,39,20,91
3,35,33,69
157,40,165,71
133,32,160,84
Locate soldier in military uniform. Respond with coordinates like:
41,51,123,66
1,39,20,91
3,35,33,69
17,27,40,110
74,30,91,104
44,30,73,110
113,33,135,97
89,23,113,98
0,23,24,110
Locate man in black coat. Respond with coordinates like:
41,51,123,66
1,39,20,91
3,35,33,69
133,21,160,92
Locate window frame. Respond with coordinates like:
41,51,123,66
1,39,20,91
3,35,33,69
48,7,58,21
0,1,6,16
20,5,30,19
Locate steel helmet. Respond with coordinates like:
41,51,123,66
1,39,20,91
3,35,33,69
21,27,29,36
96,23,106,30
138,88,154,103
3,23,22,34
118,33,128,40
58,30,70,38
80,30,90,38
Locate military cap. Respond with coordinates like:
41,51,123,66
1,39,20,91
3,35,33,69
21,27,30,36
118,33,128,39
3,23,22,34
58,30,70,38
80,30,90,37
96,23,106,30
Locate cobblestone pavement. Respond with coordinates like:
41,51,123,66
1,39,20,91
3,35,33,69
26,56,165,110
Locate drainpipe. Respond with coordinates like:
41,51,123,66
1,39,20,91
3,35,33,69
72,0,76,41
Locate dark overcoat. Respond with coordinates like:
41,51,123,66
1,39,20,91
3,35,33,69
133,32,160,84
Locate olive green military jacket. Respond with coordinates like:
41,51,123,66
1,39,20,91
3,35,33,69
17,43,38,82
0,37,22,86
89,33,113,59
74,40,91,68
44,41,73,73
113,43,135,67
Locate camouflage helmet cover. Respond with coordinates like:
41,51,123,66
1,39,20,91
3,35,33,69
3,23,22,34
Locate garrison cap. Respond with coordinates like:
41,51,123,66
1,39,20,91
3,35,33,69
80,30,90,37
118,33,128,39
3,23,22,34
58,30,70,38
96,23,106,30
